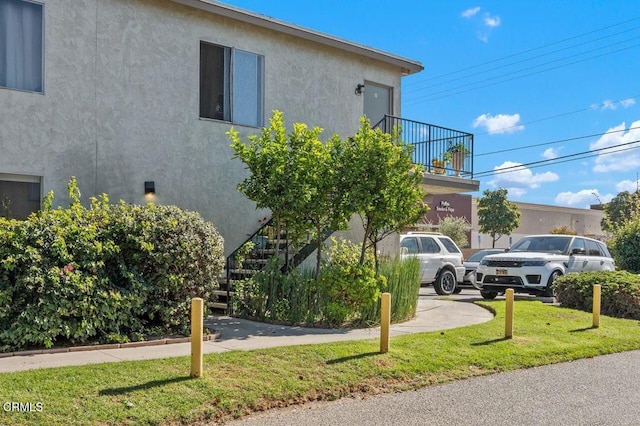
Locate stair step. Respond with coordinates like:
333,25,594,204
213,289,235,297
228,268,260,275
210,302,228,310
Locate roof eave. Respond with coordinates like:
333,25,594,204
169,0,424,75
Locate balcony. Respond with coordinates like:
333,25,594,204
374,115,480,195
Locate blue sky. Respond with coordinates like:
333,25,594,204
222,0,640,208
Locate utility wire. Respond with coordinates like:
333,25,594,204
475,125,640,157
406,25,640,93
405,15,640,87
474,138,640,177
472,94,640,137
405,41,640,104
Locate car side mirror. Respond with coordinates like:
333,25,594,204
571,248,586,255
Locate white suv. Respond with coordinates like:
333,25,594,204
400,232,466,295
476,234,615,299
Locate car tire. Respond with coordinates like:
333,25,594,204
543,270,562,297
480,290,498,300
434,269,456,295
453,287,463,294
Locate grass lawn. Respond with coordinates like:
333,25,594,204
2,300,640,425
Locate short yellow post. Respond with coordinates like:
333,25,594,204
380,292,391,353
505,289,514,339
593,284,601,328
191,297,204,378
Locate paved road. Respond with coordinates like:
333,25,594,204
228,349,640,425
227,288,636,426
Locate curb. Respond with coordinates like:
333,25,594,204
1,331,220,358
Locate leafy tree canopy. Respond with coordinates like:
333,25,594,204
477,188,521,248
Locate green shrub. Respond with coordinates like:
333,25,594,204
0,178,224,351
319,239,384,326
554,271,640,320
609,217,640,272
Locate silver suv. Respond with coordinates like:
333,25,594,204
476,234,615,299
400,232,465,295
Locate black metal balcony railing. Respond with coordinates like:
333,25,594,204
374,115,474,178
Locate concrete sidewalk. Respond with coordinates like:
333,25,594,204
0,299,493,373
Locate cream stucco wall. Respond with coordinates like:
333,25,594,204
0,0,405,255
471,199,605,249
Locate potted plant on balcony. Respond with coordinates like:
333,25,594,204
431,158,446,174
443,141,470,176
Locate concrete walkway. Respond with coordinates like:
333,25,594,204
0,298,493,373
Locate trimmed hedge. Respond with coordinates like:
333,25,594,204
554,271,640,320
0,180,224,351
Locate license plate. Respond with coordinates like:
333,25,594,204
496,269,508,275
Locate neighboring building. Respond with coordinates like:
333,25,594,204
412,194,606,249
0,0,478,256
472,200,606,249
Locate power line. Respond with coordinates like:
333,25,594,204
405,15,640,87
405,41,640,104
472,94,640,137
475,125,640,157
474,138,640,178
406,24,640,94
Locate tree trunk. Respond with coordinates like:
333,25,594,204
360,217,374,265
314,222,322,280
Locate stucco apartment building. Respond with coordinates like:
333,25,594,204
1,0,479,257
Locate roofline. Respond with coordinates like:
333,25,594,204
169,0,424,75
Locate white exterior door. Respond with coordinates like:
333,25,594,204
363,82,392,126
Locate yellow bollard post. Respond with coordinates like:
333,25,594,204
505,289,514,339
191,297,204,378
380,292,391,353
593,284,601,328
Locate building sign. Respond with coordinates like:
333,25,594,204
436,200,455,213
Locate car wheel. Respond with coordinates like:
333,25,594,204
453,287,463,294
480,290,498,300
543,270,562,297
434,270,456,295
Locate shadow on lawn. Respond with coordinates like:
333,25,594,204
99,376,192,396
471,337,511,346
326,351,380,365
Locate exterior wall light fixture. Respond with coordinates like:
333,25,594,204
355,84,365,95
144,181,155,194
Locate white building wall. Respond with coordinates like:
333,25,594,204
0,0,403,254
471,199,606,249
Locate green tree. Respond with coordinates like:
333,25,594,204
229,111,291,256
477,189,521,248
438,216,471,248
344,118,428,266
229,111,351,277
601,191,640,233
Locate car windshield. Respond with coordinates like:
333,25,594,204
509,236,571,254
467,250,501,262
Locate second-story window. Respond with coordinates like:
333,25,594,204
0,0,44,93
200,41,264,128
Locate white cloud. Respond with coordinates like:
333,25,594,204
462,6,480,18
621,98,636,108
616,179,640,193
590,120,640,172
484,14,501,27
597,98,636,110
542,147,560,159
555,189,614,208
488,161,559,196
472,113,524,134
